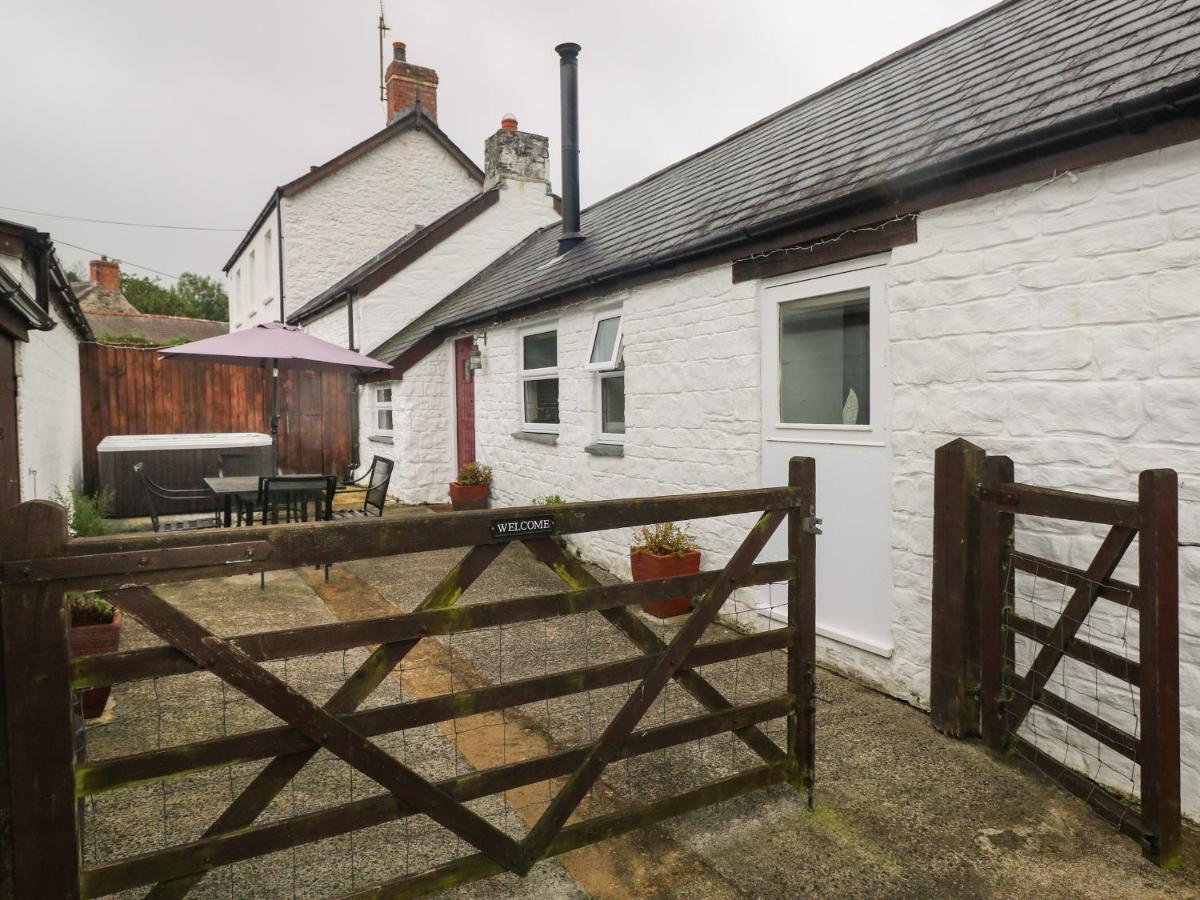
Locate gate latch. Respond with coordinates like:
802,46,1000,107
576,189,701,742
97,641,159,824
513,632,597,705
800,516,823,535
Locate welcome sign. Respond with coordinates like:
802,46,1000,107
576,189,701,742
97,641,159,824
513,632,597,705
489,514,557,540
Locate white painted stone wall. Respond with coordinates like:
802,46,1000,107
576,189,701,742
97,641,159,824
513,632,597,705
885,138,1200,818
469,264,765,586
358,343,455,505
16,296,84,503
284,128,479,318
457,139,1200,819
0,250,86,503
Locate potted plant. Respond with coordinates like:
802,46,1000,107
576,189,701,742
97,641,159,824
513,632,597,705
450,462,493,511
630,522,701,618
68,593,122,719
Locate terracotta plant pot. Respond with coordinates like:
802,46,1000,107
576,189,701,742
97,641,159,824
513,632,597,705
631,549,702,618
449,482,489,511
69,610,122,719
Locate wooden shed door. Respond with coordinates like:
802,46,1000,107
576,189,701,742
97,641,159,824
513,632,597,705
0,334,20,511
454,338,476,470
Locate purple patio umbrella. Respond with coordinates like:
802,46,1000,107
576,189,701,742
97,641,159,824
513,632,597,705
159,321,391,471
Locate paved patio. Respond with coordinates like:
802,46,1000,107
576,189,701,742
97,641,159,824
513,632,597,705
81,509,1200,898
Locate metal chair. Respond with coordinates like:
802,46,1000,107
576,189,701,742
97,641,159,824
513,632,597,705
133,463,219,534
218,452,274,525
335,455,394,518
250,474,337,588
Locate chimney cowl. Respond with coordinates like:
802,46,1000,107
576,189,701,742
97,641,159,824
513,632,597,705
392,41,406,61
556,42,584,253
501,113,518,131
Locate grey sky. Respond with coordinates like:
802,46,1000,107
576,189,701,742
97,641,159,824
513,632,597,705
2,0,995,284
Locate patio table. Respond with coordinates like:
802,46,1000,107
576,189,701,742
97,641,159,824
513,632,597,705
204,475,330,527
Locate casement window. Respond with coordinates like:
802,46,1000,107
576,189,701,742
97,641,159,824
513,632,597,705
520,327,559,433
248,250,257,303
263,230,274,302
590,312,625,443
372,384,394,433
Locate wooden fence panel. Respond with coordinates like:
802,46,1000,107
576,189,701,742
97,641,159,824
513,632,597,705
78,344,352,493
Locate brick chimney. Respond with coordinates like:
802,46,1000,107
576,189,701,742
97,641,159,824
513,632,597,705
89,256,121,292
385,41,438,124
483,114,550,189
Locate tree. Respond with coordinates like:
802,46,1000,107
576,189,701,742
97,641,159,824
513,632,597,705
120,272,228,322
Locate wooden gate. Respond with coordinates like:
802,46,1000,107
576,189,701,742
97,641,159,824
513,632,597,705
0,458,817,897
931,439,1181,867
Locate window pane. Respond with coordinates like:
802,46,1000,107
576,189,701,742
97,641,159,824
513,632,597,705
779,288,869,425
376,386,391,403
589,316,621,365
377,409,393,430
601,374,625,434
523,378,559,424
523,331,557,370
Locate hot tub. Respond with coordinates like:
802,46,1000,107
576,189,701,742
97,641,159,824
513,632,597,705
97,432,272,517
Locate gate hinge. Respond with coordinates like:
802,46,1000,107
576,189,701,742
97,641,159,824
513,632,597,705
800,516,823,535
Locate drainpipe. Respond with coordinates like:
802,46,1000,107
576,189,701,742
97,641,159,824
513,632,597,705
275,189,286,323
347,287,361,476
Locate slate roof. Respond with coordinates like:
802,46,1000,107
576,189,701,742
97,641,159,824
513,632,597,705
223,109,484,273
86,310,228,345
287,187,501,325
373,0,1200,364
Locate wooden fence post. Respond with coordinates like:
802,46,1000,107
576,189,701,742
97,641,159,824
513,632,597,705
1138,469,1181,868
977,455,1014,752
788,457,817,808
930,439,986,736
0,501,81,897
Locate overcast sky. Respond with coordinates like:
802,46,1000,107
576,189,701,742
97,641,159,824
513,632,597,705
2,0,996,284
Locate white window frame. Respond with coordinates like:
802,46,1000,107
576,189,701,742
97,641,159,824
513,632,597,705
596,367,626,444
584,311,623,371
248,250,257,305
371,383,394,435
519,323,560,434
262,229,274,304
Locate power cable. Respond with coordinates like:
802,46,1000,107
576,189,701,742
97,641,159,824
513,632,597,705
0,204,243,233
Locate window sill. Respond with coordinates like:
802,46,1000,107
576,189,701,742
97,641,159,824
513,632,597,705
584,442,624,457
368,434,394,445
512,431,558,445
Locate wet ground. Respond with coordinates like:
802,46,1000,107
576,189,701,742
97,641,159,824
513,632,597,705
81,506,1200,898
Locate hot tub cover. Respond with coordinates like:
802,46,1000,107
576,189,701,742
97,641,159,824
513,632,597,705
97,433,272,453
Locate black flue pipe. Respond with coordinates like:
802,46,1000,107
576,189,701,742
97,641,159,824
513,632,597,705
555,42,584,253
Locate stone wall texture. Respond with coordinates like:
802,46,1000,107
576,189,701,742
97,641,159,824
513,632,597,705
461,139,1200,818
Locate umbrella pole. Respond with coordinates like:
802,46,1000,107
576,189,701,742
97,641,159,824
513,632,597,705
270,361,279,474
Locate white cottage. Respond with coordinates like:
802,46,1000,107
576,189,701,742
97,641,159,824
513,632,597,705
367,1,1200,816
0,219,94,510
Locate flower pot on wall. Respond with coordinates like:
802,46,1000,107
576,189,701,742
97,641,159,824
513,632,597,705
69,610,122,719
631,549,701,618
449,482,489,510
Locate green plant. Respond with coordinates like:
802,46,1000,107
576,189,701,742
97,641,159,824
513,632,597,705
631,522,699,557
51,487,115,537
456,462,493,487
535,494,564,505
67,592,116,627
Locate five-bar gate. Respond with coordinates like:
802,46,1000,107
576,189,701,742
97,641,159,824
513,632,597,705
0,458,817,897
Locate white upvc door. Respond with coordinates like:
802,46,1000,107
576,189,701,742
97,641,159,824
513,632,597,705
759,257,895,657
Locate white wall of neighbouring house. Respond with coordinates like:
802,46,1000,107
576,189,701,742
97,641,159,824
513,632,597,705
15,299,84,504
226,213,282,332
284,128,480,318
357,342,454,505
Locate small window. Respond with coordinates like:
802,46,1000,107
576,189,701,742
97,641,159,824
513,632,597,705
586,313,623,370
263,230,274,300
373,384,394,433
520,328,559,432
248,250,257,303
599,368,625,440
779,287,870,425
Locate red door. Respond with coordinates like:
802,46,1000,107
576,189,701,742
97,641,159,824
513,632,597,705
0,334,20,512
454,338,476,470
